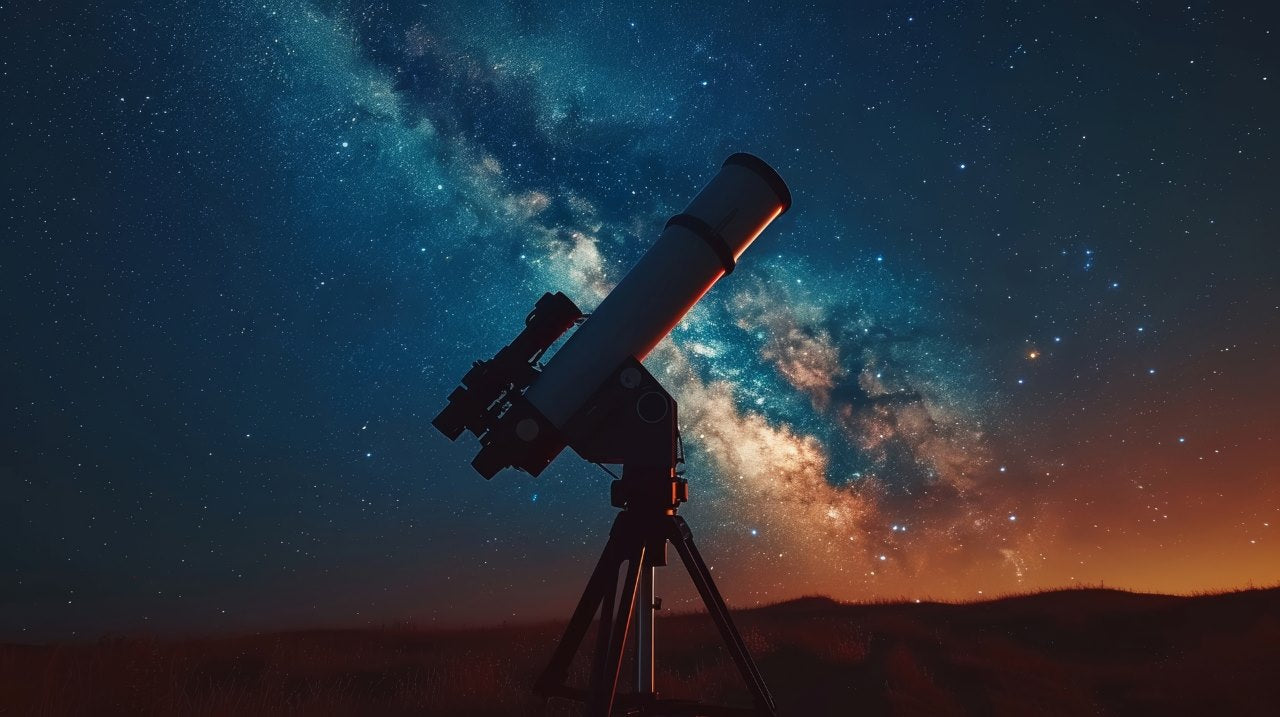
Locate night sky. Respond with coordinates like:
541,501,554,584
4,1,1278,640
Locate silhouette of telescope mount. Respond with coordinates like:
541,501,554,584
432,154,790,716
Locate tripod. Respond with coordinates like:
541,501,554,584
534,359,777,716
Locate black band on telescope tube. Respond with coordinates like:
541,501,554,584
722,153,792,214
666,213,736,274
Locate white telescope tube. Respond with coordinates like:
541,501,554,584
524,153,791,428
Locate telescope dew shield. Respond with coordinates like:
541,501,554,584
525,153,791,429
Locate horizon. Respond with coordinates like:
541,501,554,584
9,580,1280,644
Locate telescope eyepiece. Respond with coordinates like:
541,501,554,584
431,292,582,445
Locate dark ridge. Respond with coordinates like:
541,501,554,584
3,586,1278,716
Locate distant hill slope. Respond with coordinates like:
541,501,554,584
3,587,1278,716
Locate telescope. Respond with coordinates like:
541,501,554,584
433,153,791,716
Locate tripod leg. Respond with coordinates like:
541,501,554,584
588,551,618,696
668,518,777,716
536,530,623,695
635,562,655,698
587,542,646,717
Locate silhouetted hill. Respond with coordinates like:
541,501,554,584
3,586,1278,716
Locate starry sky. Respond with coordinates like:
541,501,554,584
3,1,1278,639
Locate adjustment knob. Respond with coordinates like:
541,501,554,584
515,418,540,442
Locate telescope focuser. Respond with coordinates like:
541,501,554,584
431,291,581,460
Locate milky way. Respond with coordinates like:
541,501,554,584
4,0,1277,637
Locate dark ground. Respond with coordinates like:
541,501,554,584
3,587,1278,716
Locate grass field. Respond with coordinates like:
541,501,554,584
3,586,1278,716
